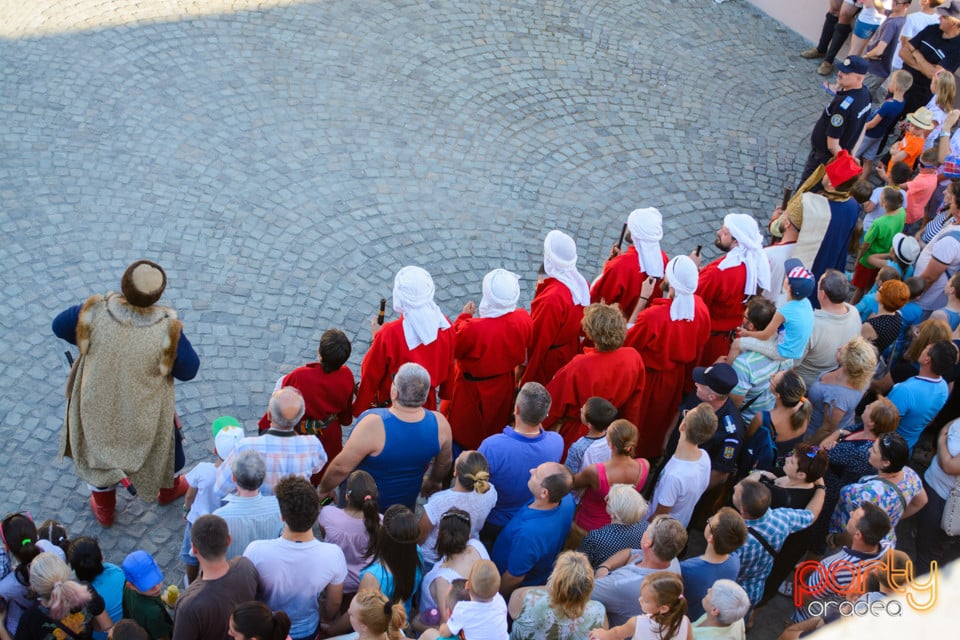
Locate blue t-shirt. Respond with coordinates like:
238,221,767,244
92,563,125,640
479,427,564,527
777,298,814,360
889,376,950,450
679,555,741,620
864,98,905,139
358,551,424,618
492,496,575,587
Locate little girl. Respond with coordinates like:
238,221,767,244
589,572,691,640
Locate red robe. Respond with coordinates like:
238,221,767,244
543,347,646,454
352,317,455,416
520,278,584,387
697,259,748,367
624,297,711,459
258,363,355,477
590,246,669,319
441,309,534,450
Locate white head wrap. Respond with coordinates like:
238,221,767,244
665,256,699,321
478,269,521,319
392,266,451,350
717,213,771,296
627,208,665,278
543,230,591,306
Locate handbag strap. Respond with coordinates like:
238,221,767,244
748,526,778,558
875,476,908,512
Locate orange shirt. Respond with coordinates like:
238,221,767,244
887,131,926,174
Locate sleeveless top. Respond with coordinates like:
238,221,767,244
357,408,440,511
575,459,649,531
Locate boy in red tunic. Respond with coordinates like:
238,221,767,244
625,256,711,459
591,207,670,320
257,329,355,477
696,213,771,367
442,269,534,451
519,230,591,387
353,266,455,415
544,303,645,454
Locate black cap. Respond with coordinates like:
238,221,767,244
692,364,738,396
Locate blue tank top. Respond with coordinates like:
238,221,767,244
357,408,440,511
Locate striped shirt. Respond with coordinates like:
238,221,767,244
793,544,890,621
731,350,781,424
736,507,814,605
213,494,283,560
215,431,327,496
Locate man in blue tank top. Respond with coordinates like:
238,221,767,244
318,363,453,512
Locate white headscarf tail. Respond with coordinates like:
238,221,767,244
628,208,665,278
543,230,591,306
478,269,521,318
666,256,699,321
392,266,451,350
717,213,771,295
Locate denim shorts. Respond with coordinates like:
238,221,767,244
853,18,880,40
179,522,199,566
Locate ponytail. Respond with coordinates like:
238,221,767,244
231,601,291,640
455,451,492,494
387,600,407,640
353,590,407,639
641,571,687,640
29,553,91,619
345,470,380,559
789,397,812,433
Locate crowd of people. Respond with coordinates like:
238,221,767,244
6,2,960,639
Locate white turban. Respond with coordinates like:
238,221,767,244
665,256,699,321
627,208,665,278
392,266,451,350
479,269,521,319
718,213,771,296
543,230,590,306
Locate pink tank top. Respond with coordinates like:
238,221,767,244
575,458,649,531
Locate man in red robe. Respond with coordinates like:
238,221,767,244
624,256,711,459
696,213,771,367
353,266,455,415
257,329,355,479
544,303,645,454
591,207,670,320
442,269,534,451
519,229,591,387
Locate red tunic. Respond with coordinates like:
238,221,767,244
257,363,355,467
520,278,585,387
590,247,669,319
543,347,646,455
697,259,748,366
624,297,711,459
352,317,455,416
441,309,534,450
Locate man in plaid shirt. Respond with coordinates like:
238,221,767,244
216,387,327,496
732,478,825,606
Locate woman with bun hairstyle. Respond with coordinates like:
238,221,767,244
417,450,497,566
318,470,382,595
0,552,112,640
228,601,291,640
348,589,406,640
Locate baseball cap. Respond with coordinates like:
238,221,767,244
937,1,960,20
122,550,164,593
784,258,816,299
692,364,738,396
836,56,868,75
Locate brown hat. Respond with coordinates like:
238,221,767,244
121,260,166,308
877,279,910,312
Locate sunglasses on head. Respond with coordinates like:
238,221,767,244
789,446,820,459
0,511,34,550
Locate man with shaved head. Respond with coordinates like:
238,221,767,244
491,461,574,597
215,387,328,496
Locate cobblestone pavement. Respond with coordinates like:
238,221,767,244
1,0,823,634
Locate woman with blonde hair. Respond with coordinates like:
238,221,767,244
925,70,957,150
0,552,112,640
508,551,607,640
805,336,877,444
578,485,649,569
417,450,497,567
347,589,407,640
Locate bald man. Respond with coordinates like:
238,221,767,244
215,387,328,496
491,461,575,596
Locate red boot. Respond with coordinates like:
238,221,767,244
157,476,189,505
89,490,116,527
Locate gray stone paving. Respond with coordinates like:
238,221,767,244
1,0,825,634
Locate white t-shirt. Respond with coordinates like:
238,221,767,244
925,419,960,498
892,11,942,70
447,594,508,640
421,486,498,564
185,461,221,524
857,1,891,26
581,437,612,468
632,613,691,640
647,451,711,528
763,243,795,307
243,538,347,639
915,220,960,310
